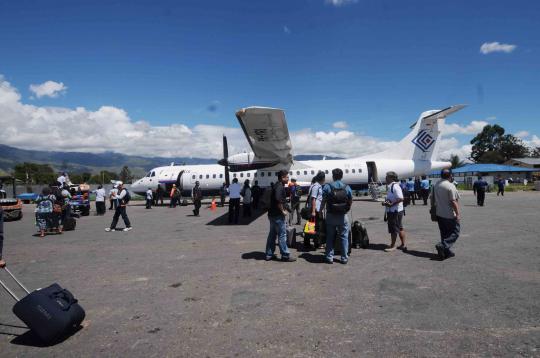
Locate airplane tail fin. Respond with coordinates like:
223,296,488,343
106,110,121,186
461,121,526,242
369,105,466,161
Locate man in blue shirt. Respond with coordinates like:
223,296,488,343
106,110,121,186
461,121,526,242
420,175,430,205
473,176,489,206
322,168,353,264
406,178,416,205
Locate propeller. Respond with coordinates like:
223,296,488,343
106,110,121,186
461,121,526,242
217,135,230,186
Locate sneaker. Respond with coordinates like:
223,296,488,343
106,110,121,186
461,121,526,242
123,227,133,232
281,256,297,262
436,245,446,260
105,228,115,232
397,245,408,252
384,247,396,252
341,259,348,265
265,255,277,261
446,251,455,259
325,258,333,264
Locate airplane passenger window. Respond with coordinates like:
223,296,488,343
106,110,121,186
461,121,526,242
240,173,243,177
192,175,195,179
233,173,237,178
359,169,362,173
206,174,209,179
311,170,315,175
325,170,329,174
345,169,349,174
352,169,355,173
304,171,307,175
219,174,223,178
261,172,264,177
212,174,216,179
254,173,257,177
296,171,300,175
268,172,272,176
199,175,203,179
247,173,250,177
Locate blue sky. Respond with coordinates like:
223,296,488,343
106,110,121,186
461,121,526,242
0,0,538,158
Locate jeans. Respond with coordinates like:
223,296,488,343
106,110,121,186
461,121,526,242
325,213,349,261
265,215,290,258
110,206,131,229
436,217,460,255
289,201,300,225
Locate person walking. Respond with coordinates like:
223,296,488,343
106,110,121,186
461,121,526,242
219,182,227,207
265,170,296,262
169,184,179,208
228,178,241,224
383,171,407,252
35,187,56,238
155,184,164,206
145,187,153,209
322,168,352,264
420,175,430,205
473,176,488,206
251,181,261,210
431,169,461,260
94,185,106,215
0,207,5,267
109,184,118,210
241,180,252,217
192,181,203,216
105,181,132,232
496,177,505,196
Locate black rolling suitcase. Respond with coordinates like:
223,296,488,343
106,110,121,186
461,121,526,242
351,221,370,249
0,266,85,344
63,217,76,231
286,227,296,248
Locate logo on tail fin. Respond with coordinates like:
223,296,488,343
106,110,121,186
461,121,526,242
412,130,435,152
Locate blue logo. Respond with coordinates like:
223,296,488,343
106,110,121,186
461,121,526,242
412,130,435,152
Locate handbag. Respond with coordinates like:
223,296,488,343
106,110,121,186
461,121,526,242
304,219,316,235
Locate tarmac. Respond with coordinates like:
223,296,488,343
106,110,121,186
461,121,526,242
0,191,539,357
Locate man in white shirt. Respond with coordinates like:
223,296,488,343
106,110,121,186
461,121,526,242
383,171,407,252
94,185,106,215
145,188,153,209
57,172,67,186
227,178,242,224
109,185,118,210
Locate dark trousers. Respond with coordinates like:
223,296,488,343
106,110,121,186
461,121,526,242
169,197,177,208
476,191,485,206
110,206,131,229
96,201,106,215
421,189,430,205
146,199,152,209
155,194,163,206
497,188,504,196
109,199,115,210
193,199,201,215
243,202,251,217
288,201,300,225
408,191,416,205
253,196,260,210
228,198,240,223
436,217,460,255
220,194,226,207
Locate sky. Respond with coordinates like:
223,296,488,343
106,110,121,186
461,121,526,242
0,0,539,160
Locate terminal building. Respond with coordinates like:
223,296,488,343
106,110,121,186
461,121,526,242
429,163,537,187
504,157,540,170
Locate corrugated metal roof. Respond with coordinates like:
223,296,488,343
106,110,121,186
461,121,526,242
509,158,540,165
430,163,537,175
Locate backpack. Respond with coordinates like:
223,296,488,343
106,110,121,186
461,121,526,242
326,183,351,214
122,189,131,205
293,185,302,198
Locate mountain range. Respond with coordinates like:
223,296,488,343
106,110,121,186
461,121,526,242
0,144,338,177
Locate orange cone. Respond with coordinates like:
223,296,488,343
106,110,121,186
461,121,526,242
210,198,217,211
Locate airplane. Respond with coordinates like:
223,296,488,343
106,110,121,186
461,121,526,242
130,105,466,197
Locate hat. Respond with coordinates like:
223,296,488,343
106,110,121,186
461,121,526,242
116,181,123,186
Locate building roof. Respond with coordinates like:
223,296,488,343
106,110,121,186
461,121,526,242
508,157,540,165
430,163,537,176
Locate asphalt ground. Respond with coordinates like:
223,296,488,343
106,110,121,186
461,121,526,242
0,191,539,357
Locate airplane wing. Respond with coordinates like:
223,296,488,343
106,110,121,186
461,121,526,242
235,107,293,166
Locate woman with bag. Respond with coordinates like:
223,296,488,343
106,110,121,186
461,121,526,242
241,180,252,217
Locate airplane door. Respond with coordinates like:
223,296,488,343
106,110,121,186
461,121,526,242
366,162,378,183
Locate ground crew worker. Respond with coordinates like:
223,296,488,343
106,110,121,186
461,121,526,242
105,181,132,232
192,181,202,216
322,168,353,264
406,177,416,205
420,175,430,205
265,170,296,262
383,171,407,252
473,176,488,206
432,169,461,260
288,178,301,225
496,177,505,196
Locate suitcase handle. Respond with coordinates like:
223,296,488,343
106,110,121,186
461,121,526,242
0,266,31,302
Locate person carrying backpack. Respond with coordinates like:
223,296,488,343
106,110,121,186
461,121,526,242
105,181,132,232
322,168,352,264
288,178,302,226
35,187,56,237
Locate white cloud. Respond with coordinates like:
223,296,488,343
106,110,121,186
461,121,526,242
29,80,67,98
515,130,530,138
332,121,348,129
522,134,540,148
325,0,358,7
441,120,488,136
0,75,475,161
283,25,291,34
480,42,517,55
438,137,472,161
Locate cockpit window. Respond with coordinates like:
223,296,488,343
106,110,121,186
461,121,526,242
146,171,152,177
151,171,156,177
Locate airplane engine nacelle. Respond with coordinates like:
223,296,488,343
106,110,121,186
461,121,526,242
227,152,279,172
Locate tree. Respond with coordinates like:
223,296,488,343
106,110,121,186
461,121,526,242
119,166,133,184
470,125,529,163
530,147,540,158
13,162,56,185
447,154,466,169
